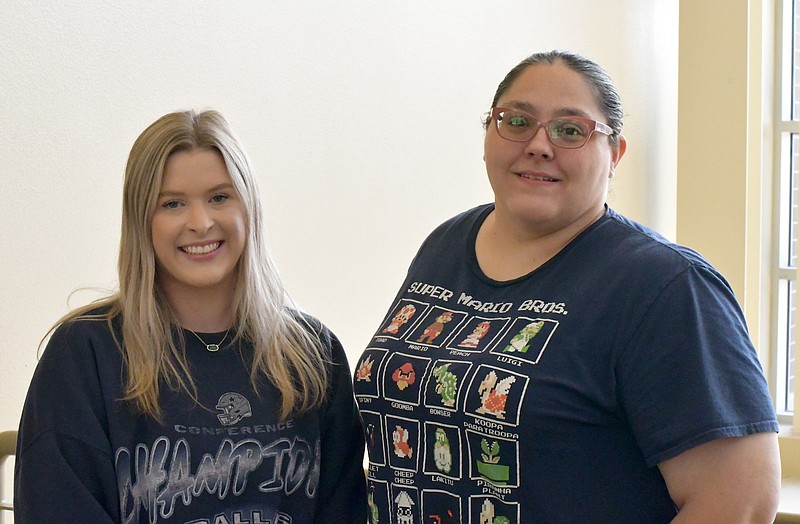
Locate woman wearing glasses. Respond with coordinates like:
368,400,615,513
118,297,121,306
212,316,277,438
354,51,779,522
15,110,366,523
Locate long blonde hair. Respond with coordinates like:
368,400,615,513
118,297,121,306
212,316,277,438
49,109,329,421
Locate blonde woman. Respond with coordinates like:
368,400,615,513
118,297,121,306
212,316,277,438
14,110,367,523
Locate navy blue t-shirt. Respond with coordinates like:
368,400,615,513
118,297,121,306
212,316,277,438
354,204,777,523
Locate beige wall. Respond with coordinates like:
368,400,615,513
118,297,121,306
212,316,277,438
677,0,773,364
0,0,680,434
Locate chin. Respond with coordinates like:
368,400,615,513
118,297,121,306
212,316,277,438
509,202,560,223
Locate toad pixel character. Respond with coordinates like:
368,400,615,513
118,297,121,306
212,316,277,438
392,362,416,390
417,311,454,343
459,321,491,348
383,304,416,334
392,425,414,458
476,371,516,420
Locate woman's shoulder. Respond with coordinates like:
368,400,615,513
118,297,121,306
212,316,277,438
25,306,125,421
603,208,713,269
53,304,117,335
43,304,121,362
412,204,492,259
289,309,325,336
288,310,341,352
596,208,737,295
429,203,493,237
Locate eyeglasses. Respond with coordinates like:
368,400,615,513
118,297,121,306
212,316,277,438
485,107,615,149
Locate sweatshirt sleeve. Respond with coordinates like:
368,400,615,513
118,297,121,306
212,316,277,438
313,329,368,523
14,320,121,523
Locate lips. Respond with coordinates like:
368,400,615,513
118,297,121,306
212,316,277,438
181,242,221,255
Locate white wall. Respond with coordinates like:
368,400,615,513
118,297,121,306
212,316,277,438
0,0,678,433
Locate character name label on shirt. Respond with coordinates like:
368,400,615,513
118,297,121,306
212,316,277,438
495,356,523,367
431,475,455,485
464,420,519,440
394,469,415,485
479,479,513,498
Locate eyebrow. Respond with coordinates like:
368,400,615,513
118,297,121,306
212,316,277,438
157,182,236,198
504,100,594,120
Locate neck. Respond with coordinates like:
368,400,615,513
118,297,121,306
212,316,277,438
475,205,604,281
161,283,235,332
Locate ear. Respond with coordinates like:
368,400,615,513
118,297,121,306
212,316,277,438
611,135,627,167
609,135,627,177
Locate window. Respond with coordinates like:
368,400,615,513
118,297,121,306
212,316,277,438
774,0,800,417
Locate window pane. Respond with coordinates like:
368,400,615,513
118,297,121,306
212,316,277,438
778,279,794,413
794,0,799,119
786,136,798,413
789,279,797,412
791,134,799,267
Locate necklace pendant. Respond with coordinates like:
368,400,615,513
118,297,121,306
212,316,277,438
187,328,229,353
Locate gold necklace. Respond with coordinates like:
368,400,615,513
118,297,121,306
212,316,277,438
187,328,229,352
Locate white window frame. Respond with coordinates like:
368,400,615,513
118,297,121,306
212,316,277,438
771,0,799,424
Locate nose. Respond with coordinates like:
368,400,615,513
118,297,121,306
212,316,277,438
186,203,214,233
523,123,553,159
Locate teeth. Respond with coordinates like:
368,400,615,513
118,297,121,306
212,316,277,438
520,173,556,182
182,242,220,255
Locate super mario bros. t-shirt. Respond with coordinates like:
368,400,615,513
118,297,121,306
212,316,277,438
354,204,777,523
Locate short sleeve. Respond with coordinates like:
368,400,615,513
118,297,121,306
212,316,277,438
616,264,778,466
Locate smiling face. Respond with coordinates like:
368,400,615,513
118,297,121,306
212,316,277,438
150,148,247,304
484,61,626,237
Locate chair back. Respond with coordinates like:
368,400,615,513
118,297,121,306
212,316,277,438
0,430,17,524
